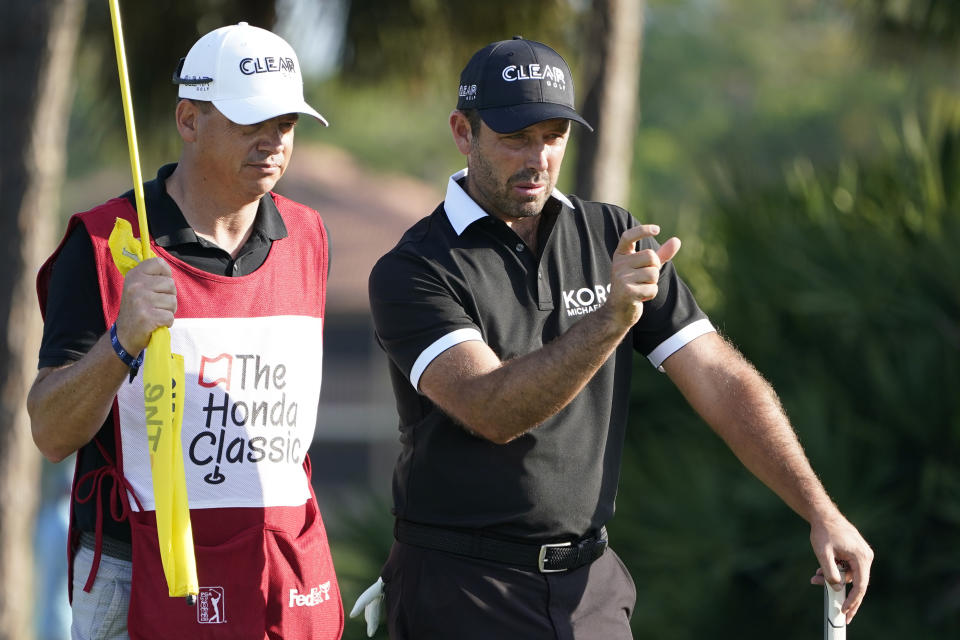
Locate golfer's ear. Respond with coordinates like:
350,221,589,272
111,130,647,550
450,110,473,156
175,99,200,143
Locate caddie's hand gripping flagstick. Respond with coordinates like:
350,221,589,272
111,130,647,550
824,564,848,639
107,0,199,605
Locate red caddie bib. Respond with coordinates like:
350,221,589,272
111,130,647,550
38,192,343,640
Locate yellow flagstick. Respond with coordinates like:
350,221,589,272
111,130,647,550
108,0,151,259
107,0,198,603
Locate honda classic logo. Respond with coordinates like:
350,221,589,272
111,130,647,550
116,315,323,512
563,284,610,317
191,352,302,486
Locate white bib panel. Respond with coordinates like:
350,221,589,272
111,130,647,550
117,315,323,511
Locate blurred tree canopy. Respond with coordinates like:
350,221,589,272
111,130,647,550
342,0,575,87
851,0,960,48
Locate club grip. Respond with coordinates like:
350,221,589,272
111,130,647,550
824,569,847,639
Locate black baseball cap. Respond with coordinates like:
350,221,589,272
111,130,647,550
457,36,593,134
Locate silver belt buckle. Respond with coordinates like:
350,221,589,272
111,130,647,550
538,541,572,573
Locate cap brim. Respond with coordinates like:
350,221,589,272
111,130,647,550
213,94,329,127
479,103,593,134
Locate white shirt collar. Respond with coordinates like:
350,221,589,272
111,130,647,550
443,168,575,236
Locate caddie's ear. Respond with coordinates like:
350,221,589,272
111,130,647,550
449,110,474,156
175,99,200,143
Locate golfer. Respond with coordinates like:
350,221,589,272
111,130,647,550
28,23,343,639
365,36,873,638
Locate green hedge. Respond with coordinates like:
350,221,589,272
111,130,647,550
615,104,960,638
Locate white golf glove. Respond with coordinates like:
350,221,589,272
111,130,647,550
349,577,385,638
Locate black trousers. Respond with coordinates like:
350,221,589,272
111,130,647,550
382,540,636,639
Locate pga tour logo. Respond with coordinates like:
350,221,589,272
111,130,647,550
197,586,226,624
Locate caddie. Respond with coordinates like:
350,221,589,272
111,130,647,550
28,22,343,640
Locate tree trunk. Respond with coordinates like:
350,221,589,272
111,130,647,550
574,0,645,207
0,1,84,638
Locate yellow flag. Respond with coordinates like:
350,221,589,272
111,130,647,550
109,218,199,598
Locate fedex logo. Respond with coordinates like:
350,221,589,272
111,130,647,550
289,582,331,607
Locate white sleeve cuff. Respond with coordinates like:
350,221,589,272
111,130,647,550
646,318,716,372
410,328,484,390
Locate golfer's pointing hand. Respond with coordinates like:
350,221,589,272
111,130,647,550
115,257,178,355
607,224,681,328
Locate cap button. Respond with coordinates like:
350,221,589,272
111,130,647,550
238,21,249,27
512,35,523,40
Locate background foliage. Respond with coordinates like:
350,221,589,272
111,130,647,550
619,100,960,638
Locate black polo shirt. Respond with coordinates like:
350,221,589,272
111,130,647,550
39,162,289,544
369,169,715,542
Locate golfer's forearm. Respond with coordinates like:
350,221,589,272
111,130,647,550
713,398,838,523
672,339,838,522
431,306,630,443
28,333,129,462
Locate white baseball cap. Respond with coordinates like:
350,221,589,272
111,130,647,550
174,22,328,126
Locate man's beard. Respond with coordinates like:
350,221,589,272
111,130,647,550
469,151,550,221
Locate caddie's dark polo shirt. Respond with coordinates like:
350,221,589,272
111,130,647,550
369,169,716,543
39,162,290,545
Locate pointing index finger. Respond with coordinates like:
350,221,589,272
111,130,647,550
616,224,661,255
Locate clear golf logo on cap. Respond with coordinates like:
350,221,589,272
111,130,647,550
500,63,566,90
238,56,296,76
174,22,328,127
456,36,591,133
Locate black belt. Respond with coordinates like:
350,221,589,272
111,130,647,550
79,532,133,561
395,520,607,573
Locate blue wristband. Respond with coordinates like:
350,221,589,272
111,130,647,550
110,322,144,381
